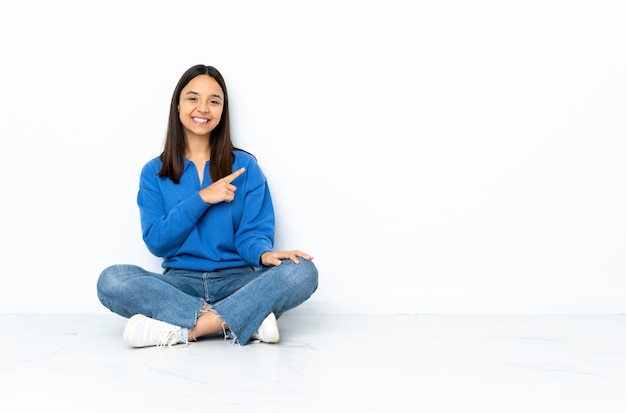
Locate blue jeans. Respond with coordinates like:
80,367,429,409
96,260,318,345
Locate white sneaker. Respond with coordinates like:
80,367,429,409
251,312,280,343
123,314,187,348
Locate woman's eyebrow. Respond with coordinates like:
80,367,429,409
184,91,222,99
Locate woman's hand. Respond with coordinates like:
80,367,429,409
261,250,314,266
199,168,245,204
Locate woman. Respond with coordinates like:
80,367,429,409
97,64,318,348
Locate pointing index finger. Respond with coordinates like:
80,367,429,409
224,167,245,183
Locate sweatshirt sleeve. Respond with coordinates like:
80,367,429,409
137,161,209,258
234,158,275,266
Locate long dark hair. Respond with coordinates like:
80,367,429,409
158,65,236,184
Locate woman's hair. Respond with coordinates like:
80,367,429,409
158,64,236,184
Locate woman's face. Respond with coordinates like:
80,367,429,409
178,74,224,140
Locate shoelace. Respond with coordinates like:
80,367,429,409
153,328,188,349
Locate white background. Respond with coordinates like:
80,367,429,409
1,0,624,314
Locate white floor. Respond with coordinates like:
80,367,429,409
2,311,626,412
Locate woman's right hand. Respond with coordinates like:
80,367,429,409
199,167,246,204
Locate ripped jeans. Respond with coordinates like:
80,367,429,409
96,259,318,345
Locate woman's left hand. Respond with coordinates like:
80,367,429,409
261,250,313,266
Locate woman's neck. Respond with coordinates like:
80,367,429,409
185,134,211,161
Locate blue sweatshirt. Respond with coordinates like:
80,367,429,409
137,150,275,271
